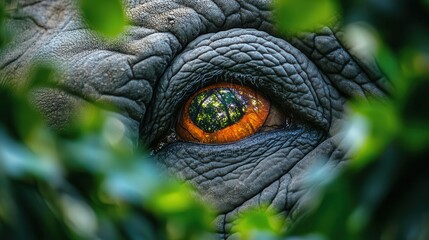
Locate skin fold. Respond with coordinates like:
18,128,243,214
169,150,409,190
0,0,389,238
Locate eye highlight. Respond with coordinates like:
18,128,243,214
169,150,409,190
177,83,271,143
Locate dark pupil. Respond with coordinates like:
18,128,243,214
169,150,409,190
188,88,248,133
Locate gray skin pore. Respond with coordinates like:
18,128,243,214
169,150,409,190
0,0,389,238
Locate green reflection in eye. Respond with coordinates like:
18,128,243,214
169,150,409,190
188,88,247,133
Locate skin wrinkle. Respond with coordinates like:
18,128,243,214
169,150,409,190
181,0,226,30
1,1,388,238
259,176,279,206
254,34,332,120
0,30,42,70
9,15,49,30
35,29,166,121
58,52,145,115
157,128,324,215
190,153,249,181
334,34,387,91
185,151,252,182
16,0,70,29
0,0,73,73
289,28,389,98
221,172,292,236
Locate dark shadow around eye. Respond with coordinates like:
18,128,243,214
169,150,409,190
151,81,292,151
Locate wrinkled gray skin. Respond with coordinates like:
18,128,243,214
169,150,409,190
0,0,389,238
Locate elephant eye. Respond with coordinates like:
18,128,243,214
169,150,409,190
176,82,285,144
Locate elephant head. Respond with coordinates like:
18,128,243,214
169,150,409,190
0,0,388,238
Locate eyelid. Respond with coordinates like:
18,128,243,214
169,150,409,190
141,29,332,147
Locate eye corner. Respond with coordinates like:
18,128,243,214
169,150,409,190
149,127,178,153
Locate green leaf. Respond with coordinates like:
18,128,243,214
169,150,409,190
344,100,400,170
400,79,429,151
78,0,126,38
27,63,57,89
286,173,360,240
274,0,340,33
147,181,215,240
233,206,286,240
375,44,405,95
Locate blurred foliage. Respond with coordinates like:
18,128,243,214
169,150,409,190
274,0,340,33
339,0,429,52
0,79,214,239
1,0,429,239
78,0,127,38
275,0,429,239
233,206,287,240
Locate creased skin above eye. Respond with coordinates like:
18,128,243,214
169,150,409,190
141,29,338,148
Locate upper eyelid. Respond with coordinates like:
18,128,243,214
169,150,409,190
141,29,334,146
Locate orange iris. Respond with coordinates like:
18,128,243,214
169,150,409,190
177,83,270,143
